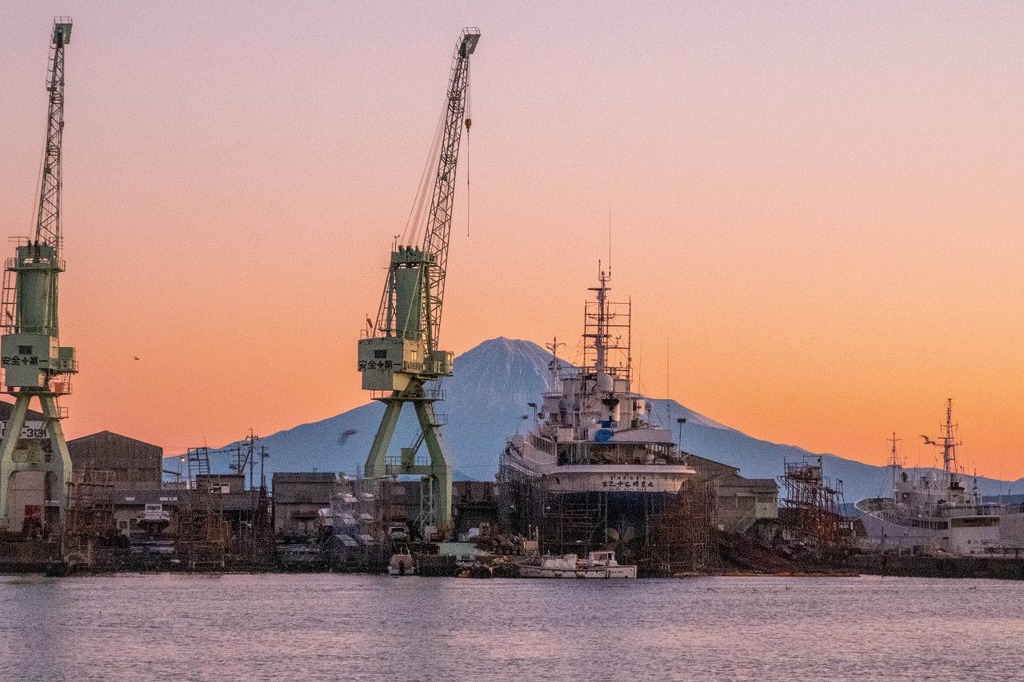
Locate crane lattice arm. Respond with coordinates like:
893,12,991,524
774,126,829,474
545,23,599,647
36,19,72,253
421,27,479,352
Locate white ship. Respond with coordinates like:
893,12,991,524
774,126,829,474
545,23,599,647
498,268,698,574
855,400,1024,556
519,551,637,579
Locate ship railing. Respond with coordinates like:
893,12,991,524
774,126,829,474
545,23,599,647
528,433,555,456
981,545,1024,557
502,441,523,461
564,441,590,465
937,505,1002,518
385,453,431,469
873,507,947,531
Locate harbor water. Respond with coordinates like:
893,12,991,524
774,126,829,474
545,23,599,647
2,574,1022,681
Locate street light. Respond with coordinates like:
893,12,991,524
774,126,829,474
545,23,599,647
676,417,687,451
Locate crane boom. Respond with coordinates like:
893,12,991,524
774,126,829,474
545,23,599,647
36,19,72,252
421,27,479,352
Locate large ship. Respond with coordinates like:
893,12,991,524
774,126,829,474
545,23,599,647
855,400,1024,556
497,269,704,575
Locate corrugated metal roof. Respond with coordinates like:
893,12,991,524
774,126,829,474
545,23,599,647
272,472,336,483
68,430,162,451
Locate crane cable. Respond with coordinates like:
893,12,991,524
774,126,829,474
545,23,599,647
402,105,446,247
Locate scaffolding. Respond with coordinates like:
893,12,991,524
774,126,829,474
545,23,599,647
325,477,386,571
536,481,717,577
62,469,114,569
175,448,227,569
185,446,212,480
779,458,852,551
646,477,717,576
538,491,608,558
226,484,272,568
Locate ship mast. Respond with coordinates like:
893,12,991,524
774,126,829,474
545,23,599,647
545,337,564,388
589,266,609,375
582,263,632,384
941,398,960,476
888,432,902,492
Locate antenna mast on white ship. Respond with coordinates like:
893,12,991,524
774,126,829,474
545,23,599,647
940,398,961,481
888,432,902,492
583,264,631,383
589,265,609,375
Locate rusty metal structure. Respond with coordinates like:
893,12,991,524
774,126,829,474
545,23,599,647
175,447,227,569
535,474,717,577
62,468,114,569
779,457,852,550
651,476,717,575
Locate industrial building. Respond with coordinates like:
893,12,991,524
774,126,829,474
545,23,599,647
272,472,337,540
68,431,162,490
686,454,779,533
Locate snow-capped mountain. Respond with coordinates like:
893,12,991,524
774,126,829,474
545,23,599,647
224,338,1023,504
248,337,559,482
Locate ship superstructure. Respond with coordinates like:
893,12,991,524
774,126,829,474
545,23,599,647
855,400,1024,556
498,269,702,574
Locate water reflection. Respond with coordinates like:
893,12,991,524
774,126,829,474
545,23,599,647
1,574,1022,681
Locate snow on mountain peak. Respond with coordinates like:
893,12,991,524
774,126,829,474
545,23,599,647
242,337,1020,502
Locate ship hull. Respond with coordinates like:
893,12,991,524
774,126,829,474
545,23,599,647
519,564,638,579
500,461,708,575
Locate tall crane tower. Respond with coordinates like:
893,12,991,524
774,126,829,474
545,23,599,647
0,18,78,533
358,28,479,535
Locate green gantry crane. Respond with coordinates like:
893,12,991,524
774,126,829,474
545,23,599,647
358,28,480,537
0,18,78,533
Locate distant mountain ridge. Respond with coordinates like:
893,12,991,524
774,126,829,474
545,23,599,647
226,338,1024,503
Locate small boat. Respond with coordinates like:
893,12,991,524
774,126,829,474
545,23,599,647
387,549,415,576
519,551,637,579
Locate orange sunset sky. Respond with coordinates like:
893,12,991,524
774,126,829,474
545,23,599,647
2,2,1024,480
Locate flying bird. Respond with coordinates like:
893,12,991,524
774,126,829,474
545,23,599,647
133,356,140,361
920,435,936,446
338,428,358,445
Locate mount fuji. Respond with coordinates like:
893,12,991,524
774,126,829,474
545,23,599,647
223,338,1024,504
